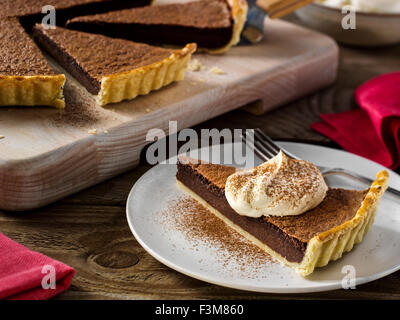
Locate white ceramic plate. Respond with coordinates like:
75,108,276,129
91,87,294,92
126,142,400,293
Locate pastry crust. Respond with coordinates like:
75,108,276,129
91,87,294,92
298,170,389,276
177,170,389,277
203,0,248,54
97,43,197,106
0,74,66,108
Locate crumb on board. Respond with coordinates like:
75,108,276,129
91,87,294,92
0,135,4,140
188,59,205,72
198,78,206,82
145,108,151,113
103,130,109,134
88,128,97,135
209,66,225,75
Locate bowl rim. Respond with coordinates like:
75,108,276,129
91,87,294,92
311,2,400,18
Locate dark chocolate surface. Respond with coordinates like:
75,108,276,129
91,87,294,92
2,0,152,30
266,188,368,242
0,18,55,76
66,0,234,48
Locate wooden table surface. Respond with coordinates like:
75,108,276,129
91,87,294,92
1,16,400,300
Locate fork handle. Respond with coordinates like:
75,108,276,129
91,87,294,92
322,168,375,185
256,0,313,19
322,168,400,197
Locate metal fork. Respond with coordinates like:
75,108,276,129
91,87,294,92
241,128,400,197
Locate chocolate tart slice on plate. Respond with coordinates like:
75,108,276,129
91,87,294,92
66,0,247,54
0,18,65,108
33,24,196,106
176,156,389,276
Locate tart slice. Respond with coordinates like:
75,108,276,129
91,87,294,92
7,0,154,31
0,18,65,108
176,156,389,276
66,0,247,54
33,24,196,106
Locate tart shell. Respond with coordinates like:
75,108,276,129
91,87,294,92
97,43,197,106
0,74,66,108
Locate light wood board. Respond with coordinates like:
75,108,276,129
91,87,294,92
0,19,338,211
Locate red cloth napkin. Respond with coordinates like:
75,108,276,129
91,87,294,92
312,72,400,169
0,233,75,300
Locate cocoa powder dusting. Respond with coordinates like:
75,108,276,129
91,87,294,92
52,99,101,128
160,196,276,278
51,80,102,127
196,163,236,189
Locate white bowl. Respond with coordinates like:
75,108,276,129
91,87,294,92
295,3,400,46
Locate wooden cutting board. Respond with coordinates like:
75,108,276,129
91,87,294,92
0,19,338,211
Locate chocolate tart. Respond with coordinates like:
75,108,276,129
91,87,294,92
0,18,65,108
66,0,247,54
176,156,389,276
2,0,153,30
33,24,196,106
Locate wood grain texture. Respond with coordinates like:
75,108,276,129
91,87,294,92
1,14,400,300
0,19,337,211
1,164,399,300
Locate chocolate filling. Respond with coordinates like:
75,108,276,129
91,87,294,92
176,160,307,263
0,18,55,77
66,23,233,49
33,25,101,95
66,0,234,49
33,24,176,96
18,0,153,31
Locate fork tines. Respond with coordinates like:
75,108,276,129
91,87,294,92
241,128,300,162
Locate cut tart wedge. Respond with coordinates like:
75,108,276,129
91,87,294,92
66,0,248,54
3,0,154,30
176,156,389,276
33,24,196,106
0,18,65,108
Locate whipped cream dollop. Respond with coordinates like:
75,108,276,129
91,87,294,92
225,152,328,218
316,0,400,14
